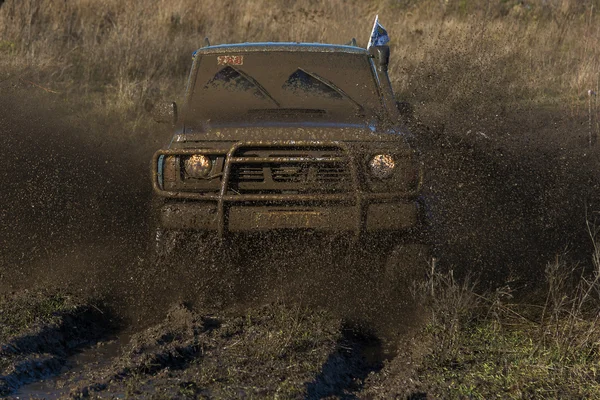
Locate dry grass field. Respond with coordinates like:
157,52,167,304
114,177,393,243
1,0,599,126
2,0,600,398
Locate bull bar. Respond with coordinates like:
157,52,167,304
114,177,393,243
152,141,419,238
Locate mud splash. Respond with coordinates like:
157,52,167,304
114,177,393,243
2,84,598,308
411,106,600,285
0,86,164,321
1,67,600,398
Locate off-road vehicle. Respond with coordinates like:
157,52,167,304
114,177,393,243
150,38,427,282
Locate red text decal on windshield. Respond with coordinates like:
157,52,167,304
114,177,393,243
217,55,244,65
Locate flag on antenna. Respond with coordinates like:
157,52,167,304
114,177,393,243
367,15,389,48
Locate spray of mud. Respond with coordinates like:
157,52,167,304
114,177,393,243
0,85,162,315
0,83,421,338
1,76,599,336
418,105,600,288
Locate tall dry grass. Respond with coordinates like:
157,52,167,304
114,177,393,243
0,0,599,130
0,0,373,114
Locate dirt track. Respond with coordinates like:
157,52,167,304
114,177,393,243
1,82,599,398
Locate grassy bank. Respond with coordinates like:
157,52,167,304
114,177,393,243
362,229,600,398
413,237,600,398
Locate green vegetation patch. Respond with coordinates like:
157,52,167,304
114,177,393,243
420,319,600,399
0,40,15,54
0,290,80,342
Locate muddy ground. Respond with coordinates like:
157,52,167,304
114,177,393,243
1,80,599,398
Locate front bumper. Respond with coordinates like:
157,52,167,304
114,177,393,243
159,200,418,233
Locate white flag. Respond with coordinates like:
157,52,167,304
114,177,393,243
367,15,390,49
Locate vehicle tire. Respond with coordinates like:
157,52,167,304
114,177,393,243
384,243,429,294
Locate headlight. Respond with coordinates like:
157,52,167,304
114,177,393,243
184,155,212,178
369,154,395,179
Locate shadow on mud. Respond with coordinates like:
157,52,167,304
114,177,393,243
0,294,118,396
306,324,388,399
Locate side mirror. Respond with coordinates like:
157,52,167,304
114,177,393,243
147,101,178,124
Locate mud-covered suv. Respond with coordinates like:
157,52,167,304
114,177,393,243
150,41,426,277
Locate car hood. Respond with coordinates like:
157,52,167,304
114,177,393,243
178,123,409,144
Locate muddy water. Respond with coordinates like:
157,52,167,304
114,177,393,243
15,336,128,399
1,87,598,304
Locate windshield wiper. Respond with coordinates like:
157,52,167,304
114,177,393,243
298,68,365,113
233,67,280,108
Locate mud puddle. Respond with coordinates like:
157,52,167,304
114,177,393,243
14,334,130,399
0,291,117,397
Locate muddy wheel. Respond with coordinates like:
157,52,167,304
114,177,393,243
384,243,429,294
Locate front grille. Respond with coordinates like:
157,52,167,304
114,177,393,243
315,165,349,183
233,165,264,182
270,163,349,183
229,146,350,193
271,164,308,182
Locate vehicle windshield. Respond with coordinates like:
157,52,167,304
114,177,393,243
186,51,382,127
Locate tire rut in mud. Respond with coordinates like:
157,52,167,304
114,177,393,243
69,303,384,399
7,299,407,399
0,291,115,396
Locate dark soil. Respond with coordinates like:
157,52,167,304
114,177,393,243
0,291,113,397
1,294,409,399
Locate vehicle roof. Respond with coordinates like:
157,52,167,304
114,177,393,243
193,42,369,56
